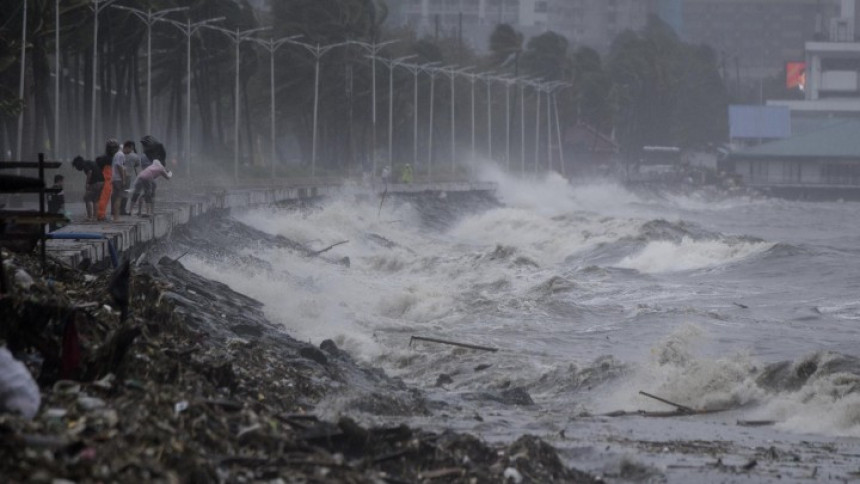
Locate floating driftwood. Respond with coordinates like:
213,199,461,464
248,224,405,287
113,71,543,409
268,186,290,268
639,391,696,414
306,240,349,257
737,420,776,427
602,391,736,418
409,335,499,353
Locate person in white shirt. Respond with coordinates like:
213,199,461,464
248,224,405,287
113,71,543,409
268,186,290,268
110,139,127,222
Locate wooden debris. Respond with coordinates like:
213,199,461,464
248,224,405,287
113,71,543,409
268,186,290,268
409,335,499,353
306,240,349,257
638,391,696,414
737,420,776,427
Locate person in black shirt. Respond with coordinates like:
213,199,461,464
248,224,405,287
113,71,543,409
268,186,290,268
47,174,65,231
72,155,103,221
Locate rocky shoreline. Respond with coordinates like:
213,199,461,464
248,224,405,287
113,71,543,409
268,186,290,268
0,213,598,483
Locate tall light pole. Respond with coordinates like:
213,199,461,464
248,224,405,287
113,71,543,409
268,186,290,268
424,65,440,177
496,76,515,170
439,66,472,175
552,82,571,177
54,0,59,159
374,55,415,172
90,0,117,156
164,16,225,179
286,40,350,178
532,81,542,173
112,5,188,136
206,25,271,181
480,72,495,159
398,61,440,171
519,79,528,174
350,40,398,176
16,0,28,161
251,35,301,178
465,72,478,155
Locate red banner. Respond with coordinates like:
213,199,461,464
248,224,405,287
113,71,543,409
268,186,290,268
786,62,806,90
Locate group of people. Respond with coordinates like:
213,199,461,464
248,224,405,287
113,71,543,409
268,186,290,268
71,135,173,222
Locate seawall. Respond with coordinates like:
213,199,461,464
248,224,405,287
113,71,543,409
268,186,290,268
47,181,496,269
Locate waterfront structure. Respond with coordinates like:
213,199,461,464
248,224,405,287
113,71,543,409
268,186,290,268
727,119,860,196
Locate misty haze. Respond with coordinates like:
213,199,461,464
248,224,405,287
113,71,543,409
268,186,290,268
2,0,860,482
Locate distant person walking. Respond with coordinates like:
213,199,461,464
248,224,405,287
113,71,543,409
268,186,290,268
71,155,103,221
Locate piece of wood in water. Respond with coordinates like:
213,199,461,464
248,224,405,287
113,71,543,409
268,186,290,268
410,335,499,353
737,419,776,427
638,391,695,414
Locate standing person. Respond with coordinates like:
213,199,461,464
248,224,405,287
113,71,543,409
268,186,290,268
47,174,66,231
96,139,119,221
71,156,103,221
110,140,127,222
129,158,172,217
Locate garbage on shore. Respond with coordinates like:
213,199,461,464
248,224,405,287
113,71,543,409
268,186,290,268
0,248,597,482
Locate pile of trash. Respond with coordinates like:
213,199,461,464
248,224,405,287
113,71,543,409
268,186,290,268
0,248,598,482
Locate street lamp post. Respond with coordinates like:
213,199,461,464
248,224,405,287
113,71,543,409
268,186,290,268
465,72,478,155
519,79,526,174
286,39,350,177
438,66,471,175
16,0,28,162
480,72,495,159
206,25,271,181
112,5,188,136
398,61,440,171
90,0,117,156
163,16,225,178
54,0,59,159
496,76,515,170
532,81,542,173
350,40,398,177
374,55,416,173
425,66,439,177
251,35,301,178
551,82,571,177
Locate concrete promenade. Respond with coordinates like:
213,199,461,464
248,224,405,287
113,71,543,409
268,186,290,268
46,180,496,269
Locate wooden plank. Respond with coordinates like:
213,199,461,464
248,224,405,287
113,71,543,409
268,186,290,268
0,210,68,224
0,161,62,169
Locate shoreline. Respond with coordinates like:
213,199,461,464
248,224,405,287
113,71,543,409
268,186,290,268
0,210,598,482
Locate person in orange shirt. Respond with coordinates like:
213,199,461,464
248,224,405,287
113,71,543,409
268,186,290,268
95,139,119,221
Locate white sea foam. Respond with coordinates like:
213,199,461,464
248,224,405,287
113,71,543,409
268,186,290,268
616,236,773,273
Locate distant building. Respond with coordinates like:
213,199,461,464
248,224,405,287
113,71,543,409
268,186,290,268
683,0,841,85
384,0,660,54
727,119,860,197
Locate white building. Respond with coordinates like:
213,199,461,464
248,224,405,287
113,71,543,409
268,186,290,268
769,0,860,114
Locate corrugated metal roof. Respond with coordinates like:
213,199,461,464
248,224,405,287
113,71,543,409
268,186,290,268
729,119,860,159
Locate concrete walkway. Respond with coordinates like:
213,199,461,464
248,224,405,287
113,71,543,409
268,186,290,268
47,180,495,269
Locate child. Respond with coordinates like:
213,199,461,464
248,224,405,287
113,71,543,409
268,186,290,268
72,155,103,221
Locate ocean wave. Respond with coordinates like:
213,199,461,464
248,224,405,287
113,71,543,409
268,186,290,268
615,236,774,273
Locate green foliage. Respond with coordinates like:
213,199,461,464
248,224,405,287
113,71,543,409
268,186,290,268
521,31,569,81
